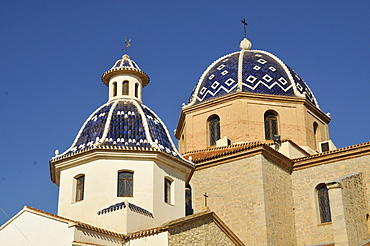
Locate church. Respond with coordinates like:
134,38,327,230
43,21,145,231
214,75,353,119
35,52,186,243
1,32,370,246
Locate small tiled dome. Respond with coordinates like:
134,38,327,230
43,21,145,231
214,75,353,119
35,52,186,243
102,54,150,87
186,40,319,108
59,99,183,160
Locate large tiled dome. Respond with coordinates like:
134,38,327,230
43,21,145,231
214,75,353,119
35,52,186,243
186,39,319,108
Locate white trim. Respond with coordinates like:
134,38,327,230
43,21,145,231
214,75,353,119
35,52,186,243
184,51,239,108
100,101,119,142
58,103,110,157
237,49,245,92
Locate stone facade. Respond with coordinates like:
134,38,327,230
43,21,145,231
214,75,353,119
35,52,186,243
167,212,237,246
184,140,370,245
189,145,297,245
261,155,296,245
339,172,369,245
177,92,330,155
292,145,370,245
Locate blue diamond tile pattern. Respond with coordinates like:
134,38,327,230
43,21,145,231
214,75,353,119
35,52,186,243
187,50,319,108
60,99,184,160
191,52,239,103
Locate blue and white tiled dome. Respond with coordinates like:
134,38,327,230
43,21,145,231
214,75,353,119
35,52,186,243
54,53,188,163
186,39,319,108
58,99,184,160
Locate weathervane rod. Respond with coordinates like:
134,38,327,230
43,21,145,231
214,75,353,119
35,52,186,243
241,19,248,38
122,37,131,54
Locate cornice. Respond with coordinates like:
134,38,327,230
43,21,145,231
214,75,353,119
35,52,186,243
50,147,194,185
101,68,149,87
182,91,304,114
180,91,329,123
293,141,370,170
185,142,292,173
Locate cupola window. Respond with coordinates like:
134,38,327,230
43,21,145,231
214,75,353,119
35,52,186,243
135,83,139,98
317,184,332,223
208,115,220,146
118,171,133,197
75,175,85,202
113,82,118,97
264,111,278,140
122,81,129,96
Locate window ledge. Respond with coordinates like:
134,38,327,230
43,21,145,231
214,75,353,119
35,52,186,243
318,222,332,226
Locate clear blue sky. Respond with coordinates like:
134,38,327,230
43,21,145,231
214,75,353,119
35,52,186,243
1,1,369,225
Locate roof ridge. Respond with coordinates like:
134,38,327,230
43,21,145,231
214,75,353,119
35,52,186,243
183,141,263,156
293,141,370,162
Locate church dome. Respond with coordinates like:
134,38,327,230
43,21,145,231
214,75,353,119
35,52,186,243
186,39,319,108
54,52,186,162
102,54,150,87
58,99,183,160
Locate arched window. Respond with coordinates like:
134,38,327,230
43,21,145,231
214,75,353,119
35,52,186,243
208,115,220,146
317,184,332,223
164,177,173,204
122,81,129,95
117,171,133,197
185,184,193,215
264,111,278,140
135,83,139,98
75,175,85,202
113,82,117,97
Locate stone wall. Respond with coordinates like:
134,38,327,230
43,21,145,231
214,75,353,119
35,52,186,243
191,154,267,244
292,154,370,245
178,94,330,154
191,152,295,245
261,155,296,245
167,214,236,246
339,172,369,245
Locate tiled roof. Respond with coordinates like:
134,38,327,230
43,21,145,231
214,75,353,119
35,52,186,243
293,141,370,170
183,142,266,163
52,99,191,164
186,49,318,108
294,141,370,162
101,54,149,86
97,201,153,218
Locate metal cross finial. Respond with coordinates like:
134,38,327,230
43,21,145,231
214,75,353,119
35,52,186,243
203,192,209,207
122,37,131,54
241,19,248,38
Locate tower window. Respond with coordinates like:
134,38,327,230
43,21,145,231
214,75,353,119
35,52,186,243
313,122,319,150
113,82,117,97
164,177,173,204
317,184,332,223
118,171,133,197
75,175,85,202
122,81,129,95
135,83,139,98
264,111,278,140
185,184,193,215
208,115,220,146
